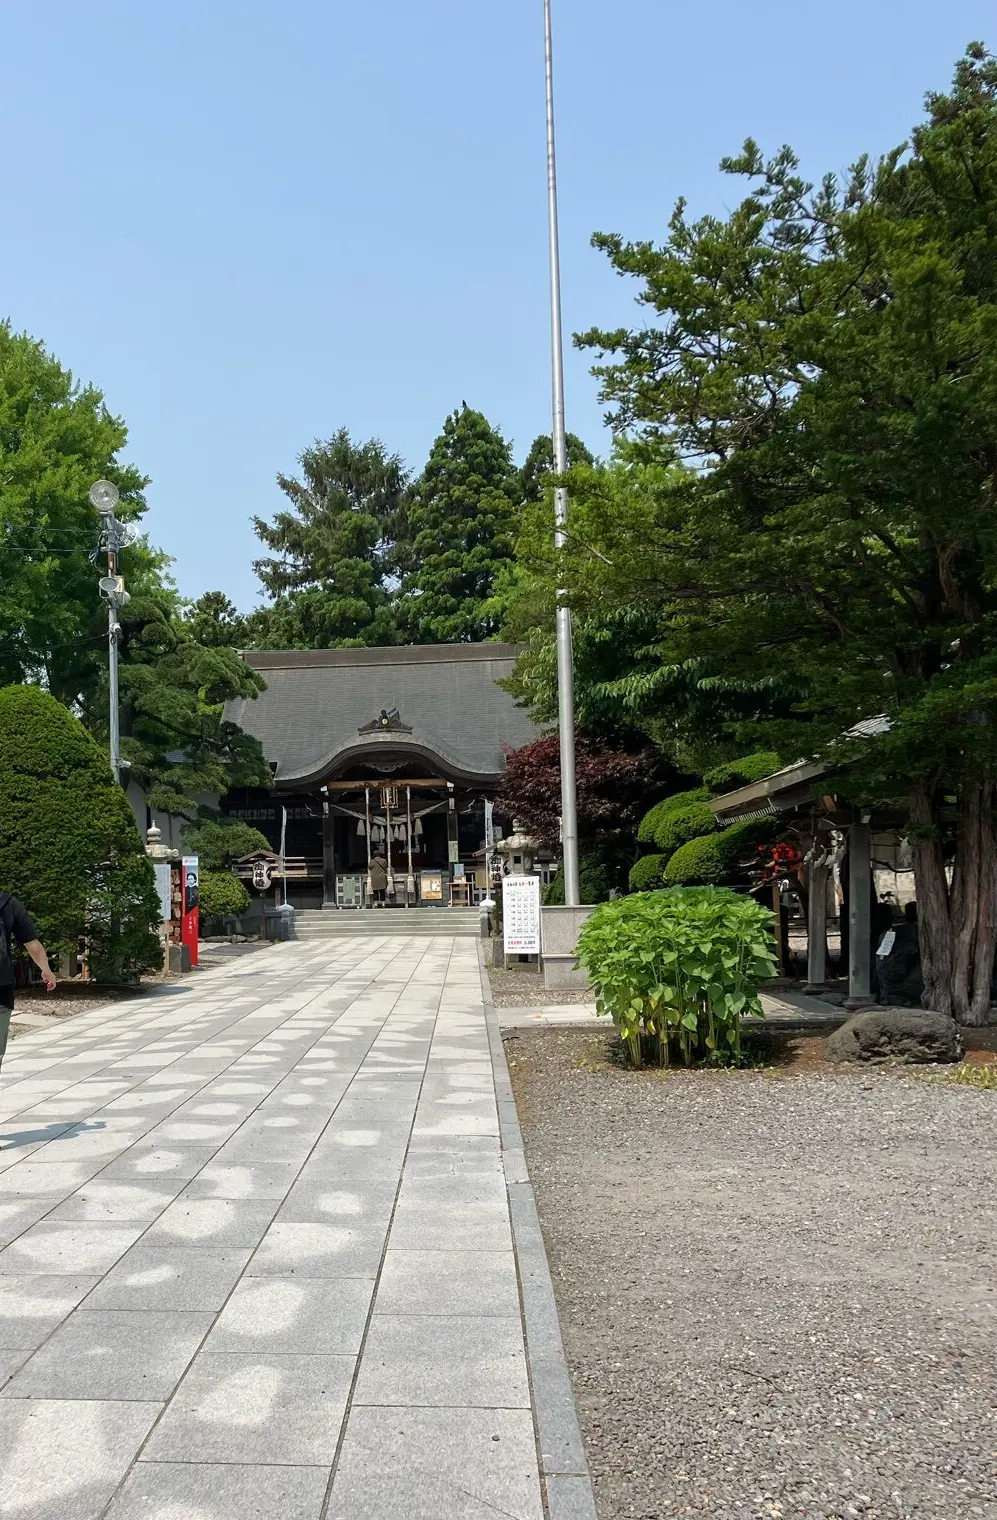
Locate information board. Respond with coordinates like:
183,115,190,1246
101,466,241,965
503,874,541,955
421,870,445,903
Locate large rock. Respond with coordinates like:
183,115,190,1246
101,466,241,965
825,1007,962,1065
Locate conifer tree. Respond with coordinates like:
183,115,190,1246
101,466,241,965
252,429,408,648
399,406,516,643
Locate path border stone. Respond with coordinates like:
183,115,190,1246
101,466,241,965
478,943,598,1520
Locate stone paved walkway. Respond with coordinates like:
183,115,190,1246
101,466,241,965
0,937,552,1520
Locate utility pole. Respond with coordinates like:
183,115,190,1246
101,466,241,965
90,480,130,786
544,0,581,905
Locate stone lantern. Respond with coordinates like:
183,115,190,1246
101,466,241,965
145,825,180,972
145,824,179,864
495,823,537,877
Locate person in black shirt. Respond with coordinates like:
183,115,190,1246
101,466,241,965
0,892,57,1073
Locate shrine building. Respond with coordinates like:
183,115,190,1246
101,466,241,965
221,643,539,908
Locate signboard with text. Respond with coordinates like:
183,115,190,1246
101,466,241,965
503,874,541,955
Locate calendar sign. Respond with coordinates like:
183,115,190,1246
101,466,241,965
503,874,541,955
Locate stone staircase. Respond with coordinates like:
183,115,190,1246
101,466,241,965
293,906,483,939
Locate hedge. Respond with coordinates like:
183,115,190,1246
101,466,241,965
663,818,776,886
636,788,715,851
628,853,668,893
703,752,782,794
0,684,162,981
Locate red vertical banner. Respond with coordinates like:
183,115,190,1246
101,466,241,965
181,855,199,967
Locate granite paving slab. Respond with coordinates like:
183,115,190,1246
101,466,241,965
0,934,590,1519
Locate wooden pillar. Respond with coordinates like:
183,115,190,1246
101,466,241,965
845,822,872,1008
322,803,336,908
803,857,828,992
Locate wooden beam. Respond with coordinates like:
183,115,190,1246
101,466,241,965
321,779,453,791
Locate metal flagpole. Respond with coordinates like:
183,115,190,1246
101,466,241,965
544,0,581,905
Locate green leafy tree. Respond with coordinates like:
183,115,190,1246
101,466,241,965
0,323,149,705
82,581,270,818
511,460,805,763
400,406,517,643
0,324,267,815
545,46,997,1020
180,816,271,870
253,429,408,648
0,685,161,981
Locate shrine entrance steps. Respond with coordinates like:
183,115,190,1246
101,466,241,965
294,907,482,938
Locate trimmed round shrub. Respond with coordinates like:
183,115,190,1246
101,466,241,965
576,885,778,1068
636,788,715,852
664,818,775,885
0,684,162,982
198,871,251,928
628,853,668,893
703,752,782,794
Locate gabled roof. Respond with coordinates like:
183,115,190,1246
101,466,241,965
224,643,538,788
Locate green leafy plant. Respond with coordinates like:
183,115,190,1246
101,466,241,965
181,817,271,871
931,1062,997,1090
628,853,668,893
198,871,251,929
576,886,778,1068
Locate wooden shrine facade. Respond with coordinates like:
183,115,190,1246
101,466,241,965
221,644,538,908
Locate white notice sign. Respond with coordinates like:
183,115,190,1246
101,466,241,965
503,875,541,955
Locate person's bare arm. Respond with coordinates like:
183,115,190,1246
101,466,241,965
23,940,56,992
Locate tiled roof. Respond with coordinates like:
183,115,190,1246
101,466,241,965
224,643,539,787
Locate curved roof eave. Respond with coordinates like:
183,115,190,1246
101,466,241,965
273,737,505,792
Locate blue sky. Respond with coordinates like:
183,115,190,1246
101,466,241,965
1,1,991,608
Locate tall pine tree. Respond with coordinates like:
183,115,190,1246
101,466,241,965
252,429,408,648
399,405,516,643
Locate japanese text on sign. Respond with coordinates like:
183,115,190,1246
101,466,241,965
503,874,541,955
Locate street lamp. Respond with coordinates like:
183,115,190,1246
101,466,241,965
89,479,120,518
544,0,581,905
91,481,129,785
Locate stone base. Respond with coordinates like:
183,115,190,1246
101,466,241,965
542,955,591,991
540,905,595,992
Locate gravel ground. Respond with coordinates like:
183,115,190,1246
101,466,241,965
487,963,596,1006
7,986,125,1038
506,1029,997,1520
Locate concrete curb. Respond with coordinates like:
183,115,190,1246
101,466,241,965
478,942,599,1520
